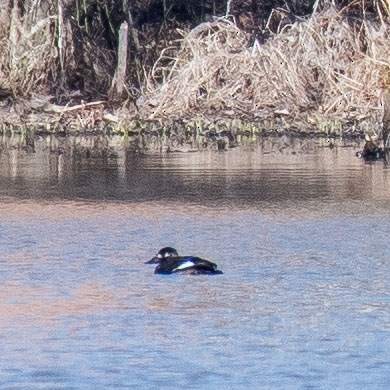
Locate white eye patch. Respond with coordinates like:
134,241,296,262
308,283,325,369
173,261,195,271
158,253,163,259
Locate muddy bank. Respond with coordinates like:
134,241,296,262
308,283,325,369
0,100,369,139
0,132,365,158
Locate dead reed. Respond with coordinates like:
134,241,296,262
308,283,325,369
1,2,58,96
142,5,390,133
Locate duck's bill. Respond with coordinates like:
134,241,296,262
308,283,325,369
145,257,160,264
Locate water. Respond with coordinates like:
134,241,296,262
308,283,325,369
0,135,389,389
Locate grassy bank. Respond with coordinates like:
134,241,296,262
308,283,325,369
0,1,389,139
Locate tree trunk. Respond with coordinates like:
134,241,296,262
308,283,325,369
109,21,129,99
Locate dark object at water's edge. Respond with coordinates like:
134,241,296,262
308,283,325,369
356,135,389,161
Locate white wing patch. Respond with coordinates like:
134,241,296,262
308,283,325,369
173,261,195,271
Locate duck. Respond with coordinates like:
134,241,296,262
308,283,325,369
145,247,223,275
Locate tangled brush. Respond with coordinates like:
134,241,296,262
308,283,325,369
142,6,390,132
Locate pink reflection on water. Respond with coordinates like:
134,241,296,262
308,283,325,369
0,281,119,328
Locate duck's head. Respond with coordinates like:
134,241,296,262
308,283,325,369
145,247,179,264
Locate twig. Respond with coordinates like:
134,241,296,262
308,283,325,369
44,101,105,113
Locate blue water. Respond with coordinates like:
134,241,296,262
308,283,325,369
0,136,389,389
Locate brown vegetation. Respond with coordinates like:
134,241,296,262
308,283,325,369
141,4,390,136
0,1,389,136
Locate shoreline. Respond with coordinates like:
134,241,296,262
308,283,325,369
0,102,369,140
0,5,388,145
0,127,365,156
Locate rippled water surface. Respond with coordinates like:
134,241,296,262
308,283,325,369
0,136,389,389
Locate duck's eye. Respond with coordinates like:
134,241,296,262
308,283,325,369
157,253,163,259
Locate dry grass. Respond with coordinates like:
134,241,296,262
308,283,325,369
142,6,390,132
0,3,57,96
